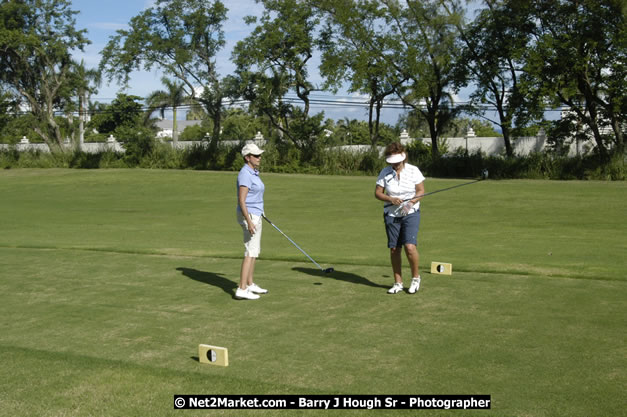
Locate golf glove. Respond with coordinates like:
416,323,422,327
400,201,414,216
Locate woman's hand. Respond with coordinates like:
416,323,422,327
246,219,256,235
389,197,403,206
400,201,414,215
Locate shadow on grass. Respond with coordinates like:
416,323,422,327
176,267,237,298
292,267,388,289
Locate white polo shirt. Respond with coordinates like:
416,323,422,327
376,163,426,217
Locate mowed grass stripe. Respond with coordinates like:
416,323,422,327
0,243,623,282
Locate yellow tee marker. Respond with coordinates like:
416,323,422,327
431,262,452,275
199,344,229,367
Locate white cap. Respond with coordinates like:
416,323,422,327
241,143,265,157
385,152,406,164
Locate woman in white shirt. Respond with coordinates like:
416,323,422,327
375,142,426,294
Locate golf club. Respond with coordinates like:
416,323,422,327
261,214,334,274
399,169,489,203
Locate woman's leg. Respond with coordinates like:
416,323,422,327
239,256,255,289
404,244,420,278
390,247,403,283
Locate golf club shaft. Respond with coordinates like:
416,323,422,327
261,215,325,271
402,178,484,202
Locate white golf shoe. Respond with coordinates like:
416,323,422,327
248,283,268,294
409,276,421,294
387,282,404,294
235,287,260,300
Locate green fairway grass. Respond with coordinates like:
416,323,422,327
0,169,625,417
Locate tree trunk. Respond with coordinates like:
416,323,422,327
172,107,178,148
210,114,221,154
497,107,514,157
501,124,514,157
368,99,375,147
428,119,439,158
373,100,382,148
78,92,86,151
610,118,624,156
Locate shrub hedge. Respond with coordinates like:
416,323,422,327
1,140,624,180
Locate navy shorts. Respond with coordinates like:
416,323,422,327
384,211,420,249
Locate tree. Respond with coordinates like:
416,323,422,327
232,0,325,155
445,117,502,138
522,0,626,160
88,94,146,136
449,0,538,157
146,77,189,146
99,0,229,152
0,88,18,140
0,0,90,151
71,59,101,150
221,109,266,142
87,94,157,163
396,111,430,139
382,0,467,158
318,0,405,148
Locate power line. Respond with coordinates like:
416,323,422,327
13,95,568,116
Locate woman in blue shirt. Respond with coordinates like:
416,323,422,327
236,143,268,300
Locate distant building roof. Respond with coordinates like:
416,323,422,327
155,119,201,133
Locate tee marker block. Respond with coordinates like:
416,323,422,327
431,261,452,275
199,344,229,367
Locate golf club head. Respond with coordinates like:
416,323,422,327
481,169,489,180
323,267,334,274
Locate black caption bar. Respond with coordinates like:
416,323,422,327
174,395,491,410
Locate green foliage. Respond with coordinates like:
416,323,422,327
88,94,146,135
99,0,229,147
326,118,398,147
83,131,108,143
288,108,326,161
137,142,184,169
0,90,16,137
442,117,502,138
118,126,157,166
317,0,401,145
66,150,124,169
145,77,190,144
456,0,536,156
0,114,39,144
231,0,322,148
521,0,626,159
0,148,19,168
382,0,467,157
178,124,210,142
469,119,502,137
220,109,265,141
0,0,90,148
406,139,433,167
2,142,624,180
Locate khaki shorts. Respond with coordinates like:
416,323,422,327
237,211,263,257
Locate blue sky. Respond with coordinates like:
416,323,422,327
70,0,407,124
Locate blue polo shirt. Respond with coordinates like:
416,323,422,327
236,164,265,216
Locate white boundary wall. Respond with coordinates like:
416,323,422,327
412,135,548,156
1,130,583,157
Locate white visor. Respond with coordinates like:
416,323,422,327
385,152,406,164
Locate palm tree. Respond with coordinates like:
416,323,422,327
72,60,101,150
146,77,189,147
